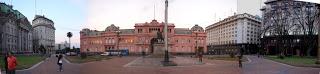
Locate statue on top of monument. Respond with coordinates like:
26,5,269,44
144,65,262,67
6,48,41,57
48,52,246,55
156,31,163,39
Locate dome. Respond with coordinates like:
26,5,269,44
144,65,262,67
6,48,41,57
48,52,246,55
105,24,119,32
191,24,204,32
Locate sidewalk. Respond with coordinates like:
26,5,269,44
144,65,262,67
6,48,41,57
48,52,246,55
15,55,80,74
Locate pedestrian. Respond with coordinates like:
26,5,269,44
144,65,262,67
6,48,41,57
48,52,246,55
7,52,17,74
199,52,203,62
238,55,242,68
142,51,145,58
3,52,8,74
57,53,63,72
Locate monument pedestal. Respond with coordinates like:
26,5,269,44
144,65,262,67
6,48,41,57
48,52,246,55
153,44,165,55
148,44,165,58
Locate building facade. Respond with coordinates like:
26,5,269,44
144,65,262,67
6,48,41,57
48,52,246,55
80,20,206,54
260,0,319,56
32,15,55,53
0,3,33,54
206,13,262,55
55,41,69,50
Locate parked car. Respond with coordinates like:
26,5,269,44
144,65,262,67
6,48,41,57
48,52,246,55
100,52,110,56
66,52,77,56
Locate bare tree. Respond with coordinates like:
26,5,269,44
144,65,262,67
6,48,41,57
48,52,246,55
292,2,319,56
262,0,319,57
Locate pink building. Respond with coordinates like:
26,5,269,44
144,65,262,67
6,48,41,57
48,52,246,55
80,20,206,54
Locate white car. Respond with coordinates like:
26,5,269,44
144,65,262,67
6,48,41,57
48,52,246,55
66,52,77,56
100,52,110,56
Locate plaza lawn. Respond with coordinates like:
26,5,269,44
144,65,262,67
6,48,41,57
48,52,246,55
65,55,111,64
266,55,320,67
0,56,45,70
206,55,247,61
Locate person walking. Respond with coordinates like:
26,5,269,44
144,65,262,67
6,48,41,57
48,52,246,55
7,52,17,74
3,52,8,74
142,51,146,58
57,54,63,72
199,52,203,63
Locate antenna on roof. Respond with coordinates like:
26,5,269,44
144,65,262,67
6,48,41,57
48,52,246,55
10,0,12,5
40,9,43,15
35,0,37,15
153,0,156,20
214,13,217,22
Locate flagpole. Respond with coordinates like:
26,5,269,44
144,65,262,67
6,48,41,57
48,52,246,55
164,0,169,62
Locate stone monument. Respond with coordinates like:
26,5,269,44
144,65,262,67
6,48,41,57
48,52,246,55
149,31,165,58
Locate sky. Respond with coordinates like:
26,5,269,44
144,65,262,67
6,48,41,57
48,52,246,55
1,0,318,48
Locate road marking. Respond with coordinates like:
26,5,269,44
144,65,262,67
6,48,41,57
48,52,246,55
245,56,252,63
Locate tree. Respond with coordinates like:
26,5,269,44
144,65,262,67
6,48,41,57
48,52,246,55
39,45,46,55
292,2,319,56
65,47,71,53
262,1,319,57
67,32,73,48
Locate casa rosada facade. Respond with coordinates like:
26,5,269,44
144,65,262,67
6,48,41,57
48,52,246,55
80,20,206,54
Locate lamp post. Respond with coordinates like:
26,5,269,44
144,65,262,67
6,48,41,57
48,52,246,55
196,32,198,54
195,31,202,63
164,0,169,63
116,31,121,51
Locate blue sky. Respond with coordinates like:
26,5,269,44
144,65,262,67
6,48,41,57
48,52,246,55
1,0,238,48
2,0,86,47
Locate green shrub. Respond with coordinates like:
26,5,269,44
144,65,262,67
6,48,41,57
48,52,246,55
80,53,87,59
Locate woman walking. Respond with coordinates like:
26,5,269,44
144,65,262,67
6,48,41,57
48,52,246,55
56,53,63,72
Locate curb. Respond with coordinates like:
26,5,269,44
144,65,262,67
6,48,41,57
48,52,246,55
63,56,81,65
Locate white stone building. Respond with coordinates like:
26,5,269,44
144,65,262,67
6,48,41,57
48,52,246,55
32,15,55,53
0,3,33,54
205,13,262,54
55,41,69,50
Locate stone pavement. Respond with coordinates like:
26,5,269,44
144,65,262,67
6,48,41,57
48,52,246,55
243,55,320,74
81,56,241,74
13,55,320,74
16,55,80,74
125,56,213,67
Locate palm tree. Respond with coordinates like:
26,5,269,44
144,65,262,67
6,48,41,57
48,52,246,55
67,32,73,48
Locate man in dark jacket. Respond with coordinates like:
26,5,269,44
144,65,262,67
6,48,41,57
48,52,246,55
57,54,63,72
4,52,8,74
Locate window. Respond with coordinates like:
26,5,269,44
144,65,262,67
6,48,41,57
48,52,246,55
138,29,143,33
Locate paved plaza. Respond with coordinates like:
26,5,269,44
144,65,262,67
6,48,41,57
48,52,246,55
81,56,241,74
125,56,213,67
10,55,320,74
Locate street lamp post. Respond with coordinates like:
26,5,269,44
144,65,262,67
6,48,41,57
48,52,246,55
116,31,121,51
196,32,198,54
164,0,169,63
195,31,202,63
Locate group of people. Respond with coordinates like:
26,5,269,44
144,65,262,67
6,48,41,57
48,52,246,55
3,52,18,74
1,52,64,74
